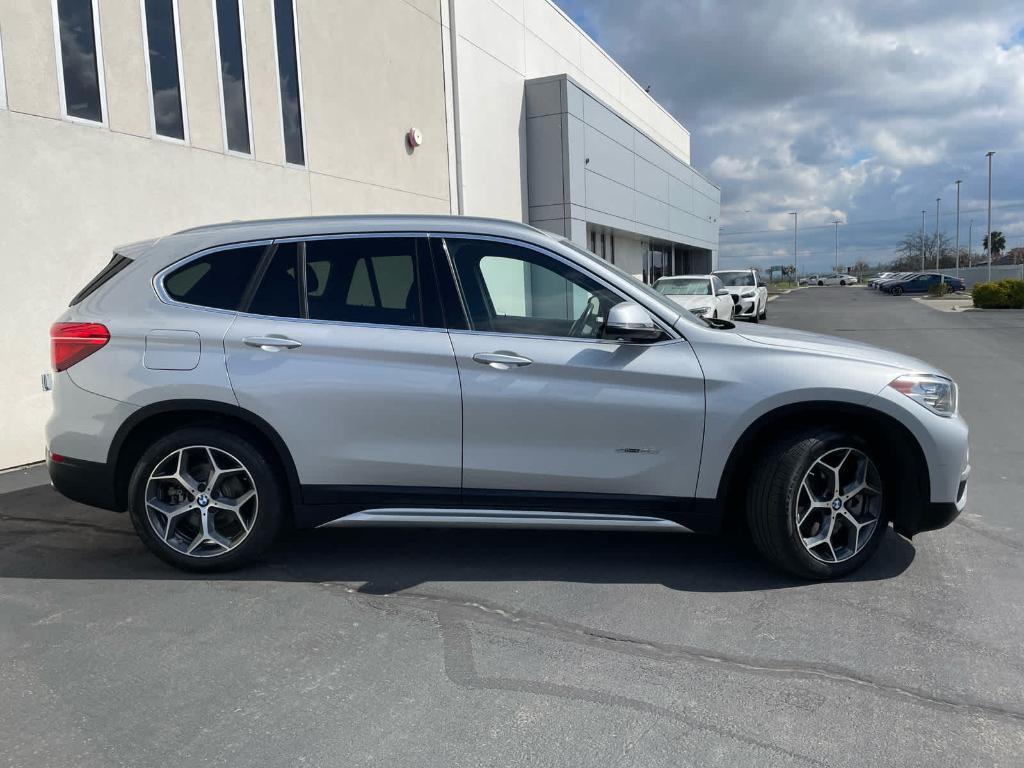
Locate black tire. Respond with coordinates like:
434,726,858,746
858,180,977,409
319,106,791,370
760,303,767,320
891,286,903,296
817,280,824,286
745,429,889,580
127,427,285,572
840,280,847,286
749,313,759,323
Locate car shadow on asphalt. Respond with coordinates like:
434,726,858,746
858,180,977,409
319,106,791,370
0,485,916,593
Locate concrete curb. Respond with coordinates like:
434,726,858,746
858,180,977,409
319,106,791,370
0,462,48,495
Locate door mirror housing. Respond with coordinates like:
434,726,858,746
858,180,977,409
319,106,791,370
605,302,663,342
716,288,730,297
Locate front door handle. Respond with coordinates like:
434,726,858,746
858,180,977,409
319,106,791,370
472,351,533,369
243,335,303,351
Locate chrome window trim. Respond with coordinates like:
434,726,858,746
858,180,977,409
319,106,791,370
152,230,680,343
155,233,449,334
436,232,681,342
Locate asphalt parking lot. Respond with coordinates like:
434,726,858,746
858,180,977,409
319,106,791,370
2,287,1023,767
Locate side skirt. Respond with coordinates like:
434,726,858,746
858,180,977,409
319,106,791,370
295,485,722,533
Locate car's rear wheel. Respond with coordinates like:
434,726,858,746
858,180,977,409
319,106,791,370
746,430,888,579
818,280,824,286
127,427,285,571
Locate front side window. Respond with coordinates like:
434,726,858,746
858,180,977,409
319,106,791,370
214,0,251,154
54,0,104,122
143,0,186,140
163,244,265,310
447,239,621,340
656,278,711,296
273,0,304,165
304,237,425,327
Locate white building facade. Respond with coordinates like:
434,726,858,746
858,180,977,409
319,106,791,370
0,0,719,469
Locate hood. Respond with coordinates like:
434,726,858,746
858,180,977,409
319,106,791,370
736,324,946,374
665,295,715,311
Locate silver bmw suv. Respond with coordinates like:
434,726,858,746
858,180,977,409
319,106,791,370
46,216,969,579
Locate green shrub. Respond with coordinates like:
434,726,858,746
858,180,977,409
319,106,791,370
928,282,951,297
973,279,1024,309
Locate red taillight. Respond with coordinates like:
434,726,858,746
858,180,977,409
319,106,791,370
50,322,110,372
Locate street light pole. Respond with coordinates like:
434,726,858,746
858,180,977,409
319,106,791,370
935,198,941,270
986,151,994,282
968,219,973,267
920,210,926,270
954,180,961,278
832,219,840,271
789,212,798,278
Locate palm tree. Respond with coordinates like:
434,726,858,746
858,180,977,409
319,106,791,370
982,231,1006,257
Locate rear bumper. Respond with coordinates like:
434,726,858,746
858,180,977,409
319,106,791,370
47,452,121,512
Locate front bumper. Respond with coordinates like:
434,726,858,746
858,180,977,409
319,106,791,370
47,451,121,511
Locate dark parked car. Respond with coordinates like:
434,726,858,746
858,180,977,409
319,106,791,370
882,273,965,295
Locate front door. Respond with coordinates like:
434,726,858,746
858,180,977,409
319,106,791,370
439,236,705,505
224,235,462,508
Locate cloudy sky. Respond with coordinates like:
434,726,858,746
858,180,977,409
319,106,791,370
558,0,1024,272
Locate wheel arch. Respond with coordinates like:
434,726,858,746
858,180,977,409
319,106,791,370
716,401,930,537
108,399,301,513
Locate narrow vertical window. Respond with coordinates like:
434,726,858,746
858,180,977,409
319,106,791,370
143,0,186,140
54,0,105,122
214,0,251,154
0,24,7,108
273,0,304,165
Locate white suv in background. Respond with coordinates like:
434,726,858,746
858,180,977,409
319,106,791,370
712,269,769,322
653,275,735,320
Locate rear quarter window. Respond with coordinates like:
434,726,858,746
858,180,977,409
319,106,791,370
163,244,267,310
70,254,133,306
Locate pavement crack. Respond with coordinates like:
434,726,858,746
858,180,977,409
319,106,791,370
0,514,135,537
438,617,831,767
317,581,1024,727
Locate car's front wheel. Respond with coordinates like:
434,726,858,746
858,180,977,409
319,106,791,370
746,429,888,579
127,427,285,571
891,286,904,296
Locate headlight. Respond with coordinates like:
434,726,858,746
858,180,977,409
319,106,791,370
889,374,958,417
690,306,711,315
741,290,756,298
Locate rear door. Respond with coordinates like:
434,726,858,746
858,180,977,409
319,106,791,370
223,235,462,505
435,235,705,503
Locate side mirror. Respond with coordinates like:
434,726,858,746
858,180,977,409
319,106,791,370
716,288,730,296
605,302,663,341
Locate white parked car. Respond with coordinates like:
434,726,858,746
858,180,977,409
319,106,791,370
712,269,769,322
812,273,858,286
653,275,735,320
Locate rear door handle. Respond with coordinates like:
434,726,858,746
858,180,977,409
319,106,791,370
243,335,303,351
472,352,533,369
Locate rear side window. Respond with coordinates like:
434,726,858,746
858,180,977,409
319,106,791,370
304,237,426,327
70,253,133,306
163,244,265,310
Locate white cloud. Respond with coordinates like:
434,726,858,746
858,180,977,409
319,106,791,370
558,0,1024,270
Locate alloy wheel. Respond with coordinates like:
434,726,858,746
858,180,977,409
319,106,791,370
795,447,882,564
144,446,258,558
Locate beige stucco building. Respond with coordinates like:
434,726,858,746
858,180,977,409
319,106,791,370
0,0,718,469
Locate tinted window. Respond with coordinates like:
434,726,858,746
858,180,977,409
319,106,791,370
273,0,304,165
164,245,264,310
215,0,250,153
144,0,185,140
447,239,620,339
305,238,424,327
56,0,103,122
247,243,301,317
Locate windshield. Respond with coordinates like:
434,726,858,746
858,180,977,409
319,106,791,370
655,278,710,296
557,238,705,326
714,270,755,287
